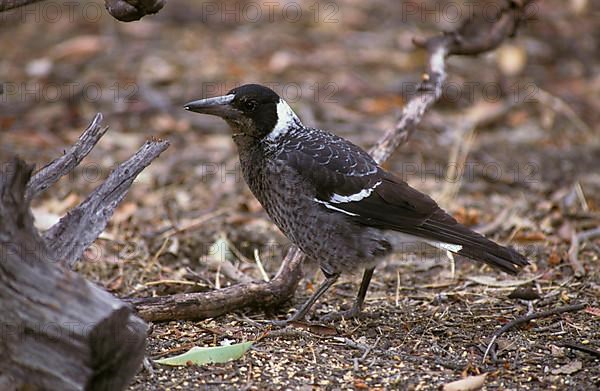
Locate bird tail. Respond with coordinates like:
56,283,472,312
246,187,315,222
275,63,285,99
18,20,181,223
414,210,529,275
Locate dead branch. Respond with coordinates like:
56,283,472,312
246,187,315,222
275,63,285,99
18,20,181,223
1,115,169,389
129,0,535,322
131,247,305,321
558,341,600,358
577,226,600,242
43,138,169,268
482,303,587,363
0,0,44,12
104,0,165,22
26,113,106,201
568,226,600,277
0,0,165,21
0,159,148,391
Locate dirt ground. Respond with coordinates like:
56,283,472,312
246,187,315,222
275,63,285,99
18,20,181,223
1,0,599,389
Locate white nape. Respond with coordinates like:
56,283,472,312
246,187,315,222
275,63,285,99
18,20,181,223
266,99,301,142
330,181,382,203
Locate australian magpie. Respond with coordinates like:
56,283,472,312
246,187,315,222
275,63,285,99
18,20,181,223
184,83,528,323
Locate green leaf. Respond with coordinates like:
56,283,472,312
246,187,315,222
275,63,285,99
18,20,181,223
155,341,253,366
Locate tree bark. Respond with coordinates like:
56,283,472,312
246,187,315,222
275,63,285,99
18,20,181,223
0,160,146,391
0,115,169,390
0,0,165,21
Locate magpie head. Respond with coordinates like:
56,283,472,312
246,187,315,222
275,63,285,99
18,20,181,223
184,83,301,141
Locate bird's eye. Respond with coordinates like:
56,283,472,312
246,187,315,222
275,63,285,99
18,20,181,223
244,100,258,112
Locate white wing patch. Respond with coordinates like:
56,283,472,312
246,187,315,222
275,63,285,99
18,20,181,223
385,231,463,253
267,99,301,142
330,181,382,203
313,198,359,216
426,240,463,253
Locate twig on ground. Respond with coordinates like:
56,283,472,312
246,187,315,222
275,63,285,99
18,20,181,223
559,341,600,358
535,88,592,134
144,280,208,288
254,249,271,282
475,207,513,235
577,226,600,242
206,257,254,284
568,229,587,278
129,247,306,321
437,124,476,208
158,208,229,239
335,337,370,353
482,303,587,363
144,236,170,278
355,336,381,370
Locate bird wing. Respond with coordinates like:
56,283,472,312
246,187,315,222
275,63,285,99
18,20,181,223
279,128,439,227
279,129,528,274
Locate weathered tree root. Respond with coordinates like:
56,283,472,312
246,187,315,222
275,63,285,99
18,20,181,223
0,115,169,390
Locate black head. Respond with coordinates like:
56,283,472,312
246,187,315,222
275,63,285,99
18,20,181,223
185,84,296,140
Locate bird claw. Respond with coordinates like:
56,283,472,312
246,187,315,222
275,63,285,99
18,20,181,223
321,307,363,323
267,319,292,328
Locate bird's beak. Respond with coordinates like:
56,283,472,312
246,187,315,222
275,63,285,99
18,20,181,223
184,94,239,119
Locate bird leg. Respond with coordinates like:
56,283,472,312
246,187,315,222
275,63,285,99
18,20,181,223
322,267,374,322
271,272,339,326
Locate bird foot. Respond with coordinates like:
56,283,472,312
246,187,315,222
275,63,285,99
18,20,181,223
321,306,363,323
268,318,293,328
266,311,309,328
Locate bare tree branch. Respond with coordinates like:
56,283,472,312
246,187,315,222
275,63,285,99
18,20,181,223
481,303,587,363
26,113,107,201
129,0,535,322
0,0,165,21
0,0,44,12
0,159,148,391
104,0,165,22
43,138,170,268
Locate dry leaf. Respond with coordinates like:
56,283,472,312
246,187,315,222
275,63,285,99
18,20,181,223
353,378,368,389
454,207,481,226
358,95,404,114
514,231,546,242
443,373,488,391
496,338,517,352
550,345,566,357
548,250,562,266
584,307,600,317
51,35,107,62
551,360,582,375
112,202,138,224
